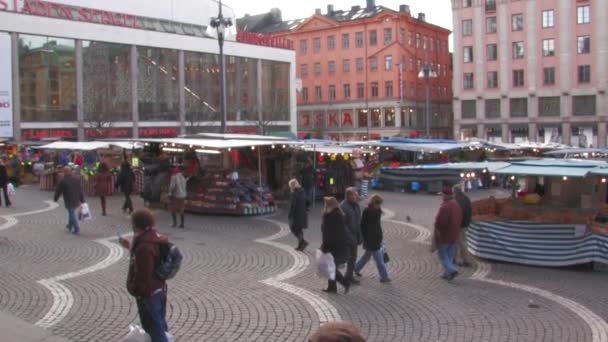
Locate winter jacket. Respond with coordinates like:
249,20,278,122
127,229,168,298
0,165,8,186
54,174,84,209
455,192,472,228
434,199,463,245
300,166,315,189
361,207,383,251
320,208,350,265
116,163,135,193
95,171,113,197
169,173,187,199
288,188,308,230
340,200,362,246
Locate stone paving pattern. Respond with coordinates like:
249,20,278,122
0,185,606,341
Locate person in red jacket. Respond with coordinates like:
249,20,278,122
119,209,170,342
434,187,463,281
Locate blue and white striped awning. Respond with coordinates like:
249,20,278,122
468,220,608,267
493,159,608,178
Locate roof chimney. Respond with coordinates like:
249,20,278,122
366,0,375,10
351,5,361,11
315,8,321,15
399,4,410,14
417,12,426,21
327,4,334,16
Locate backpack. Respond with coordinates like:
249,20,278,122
155,242,183,280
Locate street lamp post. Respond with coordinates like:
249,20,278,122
418,47,437,138
210,0,233,133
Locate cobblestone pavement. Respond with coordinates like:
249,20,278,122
0,185,607,341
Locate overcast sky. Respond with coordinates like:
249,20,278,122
228,0,454,49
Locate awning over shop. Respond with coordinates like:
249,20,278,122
395,161,510,172
344,138,479,153
137,138,293,150
38,141,142,151
544,148,608,156
179,133,289,141
493,159,608,178
589,168,608,176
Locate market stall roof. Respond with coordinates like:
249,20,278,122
394,161,510,172
589,168,608,176
137,137,292,149
343,138,479,153
179,133,289,141
493,159,608,177
302,145,375,155
543,148,608,156
38,141,141,151
470,139,569,151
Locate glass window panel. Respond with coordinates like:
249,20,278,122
261,61,290,121
137,47,179,121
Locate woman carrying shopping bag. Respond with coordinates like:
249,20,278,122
95,162,112,216
354,194,391,283
320,197,351,294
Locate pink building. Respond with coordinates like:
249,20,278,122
452,0,607,147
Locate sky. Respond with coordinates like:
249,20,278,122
228,0,454,49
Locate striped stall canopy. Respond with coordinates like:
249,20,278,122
468,220,608,267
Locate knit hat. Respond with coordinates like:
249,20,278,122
308,322,366,342
441,186,453,196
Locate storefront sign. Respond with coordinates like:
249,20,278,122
85,127,132,139
138,127,179,138
341,112,353,128
22,128,77,140
227,126,257,134
0,33,12,138
236,31,294,50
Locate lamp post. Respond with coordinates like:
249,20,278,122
418,47,437,138
210,0,233,133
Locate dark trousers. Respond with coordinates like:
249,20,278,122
122,192,133,213
100,196,106,214
1,184,10,207
290,225,305,243
328,269,349,290
345,244,358,280
136,290,168,342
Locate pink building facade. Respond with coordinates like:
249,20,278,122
452,0,608,147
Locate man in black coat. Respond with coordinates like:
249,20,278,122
288,179,309,251
453,184,473,267
116,161,135,214
54,166,85,234
340,187,362,285
0,159,11,207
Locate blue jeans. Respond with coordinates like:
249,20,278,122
67,207,80,234
438,244,458,275
354,247,389,281
136,290,168,342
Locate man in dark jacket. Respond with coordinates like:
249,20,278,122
0,159,11,207
434,187,462,281
54,166,84,234
288,179,309,251
340,187,362,285
116,161,135,214
119,208,170,342
300,162,315,207
453,185,473,267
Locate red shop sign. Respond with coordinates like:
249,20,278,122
227,126,257,134
22,128,77,140
85,128,132,139
138,127,179,138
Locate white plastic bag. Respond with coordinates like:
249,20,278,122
7,183,15,196
79,203,92,221
122,325,174,342
316,249,336,281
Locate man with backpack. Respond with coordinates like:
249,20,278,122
119,208,181,342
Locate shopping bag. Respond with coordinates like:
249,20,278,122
383,250,390,263
79,203,92,221
316,249,336,281
7,183,15,196
430,229,438,253
122,325,174,342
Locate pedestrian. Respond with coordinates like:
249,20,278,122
433,187,463,281
168,166,187,228
0,159,11,207
340,187,362,285
9,156,21,186
288,179,309,251
321,197,351,294
54,166,85,235
118,208,170,342
300,161,315,207
354,194,391,283
95,162,112,216
116,161,135,215
308,321,366,342
453,184,473,267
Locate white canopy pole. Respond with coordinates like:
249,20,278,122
312,144,317,209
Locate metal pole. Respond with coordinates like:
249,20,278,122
312,144,316,208
218,0,227,133
425,47,430,138
257,146,262,188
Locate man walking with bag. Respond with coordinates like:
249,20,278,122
54,166,85,235
340,187,362,285
453,185,473,267
169,167,187,228
434,187,462,281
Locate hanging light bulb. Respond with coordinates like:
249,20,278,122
511,176,515,180
271,145,275,149
251,146,255,150
471,172,476,178
563,176,568,181
491,175,496,181
228,148,232,151
460,173,465,178
282,144,286,148
602,178,607,183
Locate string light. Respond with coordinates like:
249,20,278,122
563,176,568,181
189,145,193,148
251,146,255,150
511,176,515,180
482,169,487,173
491,175,496,181
471,172,476,178
228,148,232,151
271,145,275,149
282,144,286,148
602,178,607,183
460,173,465,178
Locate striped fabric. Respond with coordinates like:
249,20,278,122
468,220,608,267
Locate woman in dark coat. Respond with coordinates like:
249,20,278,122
321,197,351,294
115,161,135,214
354,194,391,282
288,179,309,251
95,162,113,216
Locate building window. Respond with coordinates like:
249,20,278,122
315,86,322,101
327,35,335,50
485,0,496,12
464,73,474,89
463,0,472,8
510,98,528,117
339,34,348,50
371,82,379,97
487,71,498,88
573,95,596,116
462,20,473,36
328,85,336,100
423,36,428,50
314,37,321,53
538,96,560,117
384,28,392,45
384,55,393,70
485,99,501,118
371,108,381,127
408,32,413,46
357,83,364,98
542,10,554,28
301,64,308,77
356,58,364,72
300,39,307,54
385,108,395,127
416,33,421,48
343,59,350,73
577,35,591,54
461,100,476,119
513,69,525,87
543,67,555,85
463,46,474,63
578,65,591,83
512,42,524,59
315,63,321,76
577,5,590,24
385,81,393,97
302,87,308,102
487,44,497,61
328,61,336,74
486,17,497,33
137,47,179,121
512,14,524,31
409,58,414,71
400,28,406,45
355,32,363,47
358,109,368,127
370,30,377,46
430,38,434,51
417,59,422,71
370,57,378,71
542,39,555,57
409,81,415,96
344,84,351,99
